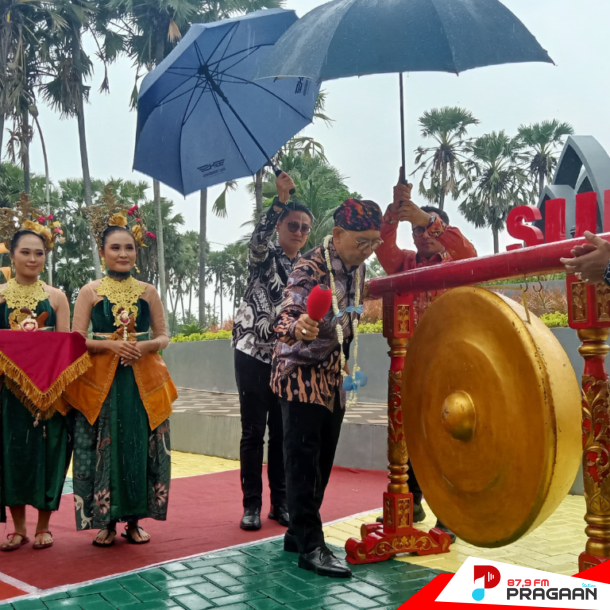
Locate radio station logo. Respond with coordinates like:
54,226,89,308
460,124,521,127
506,578,597,602
472,565,501,601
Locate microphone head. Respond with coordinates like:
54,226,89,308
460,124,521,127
307,284,333,321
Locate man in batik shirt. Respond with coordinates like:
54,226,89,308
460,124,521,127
232,173,313,532
271,199,383,579
376,178,477,543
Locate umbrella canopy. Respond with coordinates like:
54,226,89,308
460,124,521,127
134,9,319,196
256,0,553,81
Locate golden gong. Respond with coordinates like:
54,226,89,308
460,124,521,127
402,287,582,548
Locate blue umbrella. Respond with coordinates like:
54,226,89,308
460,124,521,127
134,9,320,196
256,0,553,181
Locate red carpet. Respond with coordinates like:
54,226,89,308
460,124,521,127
0,466,386,591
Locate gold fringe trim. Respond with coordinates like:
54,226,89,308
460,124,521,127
0,350,92,412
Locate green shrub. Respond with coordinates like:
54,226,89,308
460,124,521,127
359,320,383,334
171,330,232,343
540,312,569,328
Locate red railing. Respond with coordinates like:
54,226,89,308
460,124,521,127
369,233,610,298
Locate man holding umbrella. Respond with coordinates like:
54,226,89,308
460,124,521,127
233,172,313,532
271,199,383,579
376,175,477,542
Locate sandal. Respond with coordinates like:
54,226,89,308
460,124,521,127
33,530,53,550
121,524,150,545
92,526,116,548
0,532,29,552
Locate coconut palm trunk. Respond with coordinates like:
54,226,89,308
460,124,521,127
439,163,447,211
71,27,101,279
199,188,207,326
255,169,264,219
22,108,30,195
32,112,52,285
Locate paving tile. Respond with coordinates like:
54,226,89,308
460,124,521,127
100,588,140,606
166,577,205,589
217,605,251,610
213,593,267,606
115,575,160,596
217,564,256,578
245,599,286,610
337,592,380,609
40,594,69,602
141,569,177,587
163,563,190,573
257,587,306,605
44,600,84,609
138,601,180,610
372,593,414,607
189,582,230,600
68,582,125,598
345,582,388,598
172,593,214,610
174,568,220,579
12,600,47,610
203,573,243,588
138,587,191,601
76,600,116,610
286,595,341,610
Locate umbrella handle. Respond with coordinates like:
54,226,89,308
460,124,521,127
274,167,296,196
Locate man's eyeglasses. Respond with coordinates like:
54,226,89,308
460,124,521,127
287,221,311,235
412,226,427,237
342,228,384,252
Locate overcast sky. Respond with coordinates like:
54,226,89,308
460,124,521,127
26,0,610,259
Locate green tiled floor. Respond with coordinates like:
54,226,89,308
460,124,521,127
4,541,443,610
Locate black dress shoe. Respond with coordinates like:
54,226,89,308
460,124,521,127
284,531,299,553
298,546,352,579
240,508,261,531
268,505,290,527
435,520,456,544
375,502,426,524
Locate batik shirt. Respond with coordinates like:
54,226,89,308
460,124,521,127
376,207,477,326
232,203,300,364
271,239,365,411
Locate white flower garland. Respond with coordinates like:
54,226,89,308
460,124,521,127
323,235,361,407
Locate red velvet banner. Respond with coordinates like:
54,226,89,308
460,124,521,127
0,330,91,410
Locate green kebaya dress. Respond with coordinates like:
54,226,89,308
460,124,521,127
71,279,173,531
0,283,73,521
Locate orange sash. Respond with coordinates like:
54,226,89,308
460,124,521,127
64,349,177,430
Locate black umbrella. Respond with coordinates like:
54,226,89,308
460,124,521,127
257,0,554,182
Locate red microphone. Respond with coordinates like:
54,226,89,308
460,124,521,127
307,284,332,321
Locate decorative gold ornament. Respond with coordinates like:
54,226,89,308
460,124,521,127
135,264,140,274
86,184,153,250
101,257,106,273
0,192,64,251
402,286,582,548
2,279,49,312
96,275,145,329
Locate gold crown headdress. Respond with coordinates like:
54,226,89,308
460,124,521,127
85,184,154,250
0,192,64,251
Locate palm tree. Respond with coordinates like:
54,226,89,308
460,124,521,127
41,0,120,279
413,107,479,212
194,0,284,326
114,0,201,318
247,147,357,250
459,131,533,254
517,120,574,198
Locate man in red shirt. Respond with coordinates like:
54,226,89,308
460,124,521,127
375,178,477,542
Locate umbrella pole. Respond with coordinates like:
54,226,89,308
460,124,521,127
399,73,407,185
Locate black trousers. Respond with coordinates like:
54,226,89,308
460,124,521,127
234,349,286,510
281,395,345,554
408,459,423,505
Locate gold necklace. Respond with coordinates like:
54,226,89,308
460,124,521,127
2,279,49,311
96,275,145,328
